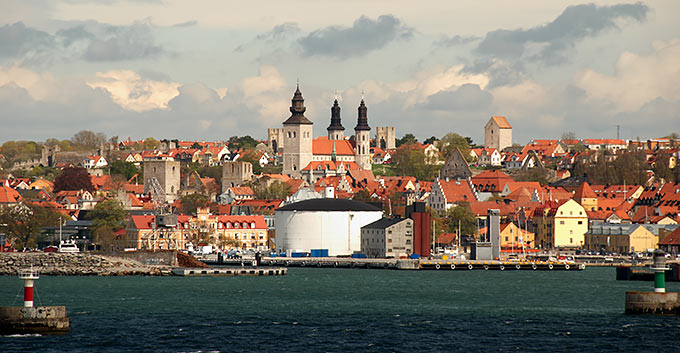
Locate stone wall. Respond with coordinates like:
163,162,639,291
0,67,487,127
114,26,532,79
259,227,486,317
107,250,178,266
0,253,170,276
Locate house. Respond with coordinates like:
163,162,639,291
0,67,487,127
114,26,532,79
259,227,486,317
472,148,501,166
533,199,588,249
0,185,22,207
500,222,535,249
428,178,476,212
124,153,144,166
361,217,414,258
585,223,658,254
658,226,680,255
582,139,627,151
223,186,255,204
83,155,108,169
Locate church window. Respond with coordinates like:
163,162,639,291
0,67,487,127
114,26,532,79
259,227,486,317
287,131,291,138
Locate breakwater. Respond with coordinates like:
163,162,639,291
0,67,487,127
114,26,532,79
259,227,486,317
0,253,170,276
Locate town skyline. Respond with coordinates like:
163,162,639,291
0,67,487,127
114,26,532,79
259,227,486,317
1,0,679,144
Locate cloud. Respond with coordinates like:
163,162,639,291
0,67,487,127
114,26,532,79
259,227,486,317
171,20,198,27
0,22,54,59
256,23,300,42
297,15,413,58
423,83,493,111
434,34,480,47
476,2,648,64
575,39,680,112
87,70,180,111
83,20,164,61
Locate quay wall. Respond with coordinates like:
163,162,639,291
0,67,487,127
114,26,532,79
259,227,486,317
0,253,170,276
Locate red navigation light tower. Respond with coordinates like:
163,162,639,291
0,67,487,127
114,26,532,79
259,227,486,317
18,267,40,308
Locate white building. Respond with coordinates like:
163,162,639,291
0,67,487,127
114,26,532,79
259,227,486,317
275,198,383,256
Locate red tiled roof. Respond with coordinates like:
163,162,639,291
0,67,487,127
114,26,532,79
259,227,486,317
438,179,476,203
230,186,254,196
0,185,22,203
659,227,680,246
574,182,597,199
491,116,512,129
216,215,267,229
130,215,155,229
312,137,355,155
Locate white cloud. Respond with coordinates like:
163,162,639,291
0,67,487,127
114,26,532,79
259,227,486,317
87,70,180,111
576,38,680,112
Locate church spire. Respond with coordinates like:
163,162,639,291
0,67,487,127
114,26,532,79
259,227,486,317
283,84,312,125
355,99,370,131
327,99,345,133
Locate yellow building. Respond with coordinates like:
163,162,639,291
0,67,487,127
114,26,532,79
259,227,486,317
500,222,535,249
533,199,588,249
574,182,598,211
127,208,269,251
585,223,658,253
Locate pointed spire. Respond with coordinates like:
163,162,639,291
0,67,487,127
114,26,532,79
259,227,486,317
355,98,370,131
284,84,312,125
331,141,337,162
327,98,345,132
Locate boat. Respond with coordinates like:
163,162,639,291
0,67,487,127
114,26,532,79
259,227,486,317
58,240,79,253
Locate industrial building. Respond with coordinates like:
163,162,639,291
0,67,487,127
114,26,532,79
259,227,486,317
360,217,413,258
274,198,383,256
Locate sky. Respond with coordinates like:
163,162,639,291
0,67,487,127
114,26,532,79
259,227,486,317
1,0,679,145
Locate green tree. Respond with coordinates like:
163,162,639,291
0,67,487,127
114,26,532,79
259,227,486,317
109,160,139,180
178,193,212,215
392,145,440,180
237,136,259,149
72,130,106,148
445,204,477,239
0,203,66,249
352,189,373,202
53,166,95,193
514,168,550,186
143,137,158,150
439,133,471,160
423,136,438,145
396,133,418,147
251,181,292,199
653,153,673,182
88,199,128,231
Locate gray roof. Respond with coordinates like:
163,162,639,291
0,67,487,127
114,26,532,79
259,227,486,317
586,223,640,236
362,217,410,230
277,198,381,212
641,224,680,235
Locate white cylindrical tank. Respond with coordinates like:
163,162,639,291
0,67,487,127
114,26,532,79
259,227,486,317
275,198,382,256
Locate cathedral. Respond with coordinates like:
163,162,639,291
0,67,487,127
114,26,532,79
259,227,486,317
280,85,372,179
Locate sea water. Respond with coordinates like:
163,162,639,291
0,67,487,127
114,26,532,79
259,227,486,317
1,267,679,352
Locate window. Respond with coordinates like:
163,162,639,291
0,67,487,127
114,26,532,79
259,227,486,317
560,221,565,225
578,221,583,225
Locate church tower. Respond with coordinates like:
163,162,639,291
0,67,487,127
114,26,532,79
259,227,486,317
354,99,371,170
282,84,313,178
327,99,345,140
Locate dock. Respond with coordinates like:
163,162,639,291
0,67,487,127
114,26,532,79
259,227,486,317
258,257,585,271
171,267,287,276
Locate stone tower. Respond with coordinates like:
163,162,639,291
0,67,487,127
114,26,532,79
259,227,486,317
484,116,512,152
143,156,180,203
222,161,254,193
375,126,396,150
267,128,284,153
354,99,371,170
282,85,313,178
327,99,345,141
